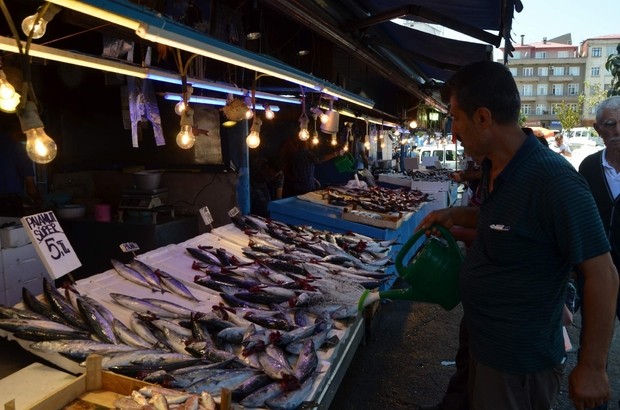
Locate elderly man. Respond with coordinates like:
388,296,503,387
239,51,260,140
417,61,618,410
578,96,620,410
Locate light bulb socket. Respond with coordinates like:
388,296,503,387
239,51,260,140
17,101,44,131
250,116,262,133
179,107,194,127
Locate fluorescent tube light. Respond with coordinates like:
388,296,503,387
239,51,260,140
162,93,280,111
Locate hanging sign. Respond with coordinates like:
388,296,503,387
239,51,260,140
20,211,81,280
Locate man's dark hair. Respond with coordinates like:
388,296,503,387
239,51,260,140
440,60,521,125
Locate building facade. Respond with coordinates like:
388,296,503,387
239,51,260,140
581,34,620,125
500,37,585,131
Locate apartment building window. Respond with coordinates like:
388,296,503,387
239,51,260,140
512,51,521,59
552,84,563,95
557,51,569,58
508,67,518,76
551,103,561,115
521,104,531,115
568,66,580,76
551,66,565,76
568,103,578,111
592,47,602,57
591,66,600,76
607,46,617,57
535,51,547,58
522,84,533,96
523,67,534,76
537,84,548,95
568,84,579,95
538,67,548,76
536,104,547,115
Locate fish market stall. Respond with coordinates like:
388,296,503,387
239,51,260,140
0,214,392,409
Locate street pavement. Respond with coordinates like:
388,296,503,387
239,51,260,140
329,279,620,410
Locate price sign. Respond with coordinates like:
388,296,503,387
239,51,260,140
228,206,240,218
21,211,81,280
199,206,214,226
120,242,140,253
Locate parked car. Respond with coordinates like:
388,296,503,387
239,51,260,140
565,127,602,147
417,143,465,170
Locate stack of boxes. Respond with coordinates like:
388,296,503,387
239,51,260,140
0,218,50,306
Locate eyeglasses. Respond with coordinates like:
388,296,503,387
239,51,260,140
602,120,618,129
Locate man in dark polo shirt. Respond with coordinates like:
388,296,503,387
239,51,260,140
416,61,618,410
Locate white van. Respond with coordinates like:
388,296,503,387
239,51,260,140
565,127,600,148
416,144,465,170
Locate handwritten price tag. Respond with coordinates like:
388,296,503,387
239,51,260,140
228,207,240,218
199,206,214,226
21,211,81,280
120,242,140,253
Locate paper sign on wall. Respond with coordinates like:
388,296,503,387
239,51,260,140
20,211,81,280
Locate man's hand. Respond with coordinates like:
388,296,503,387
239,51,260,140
569,363,611,410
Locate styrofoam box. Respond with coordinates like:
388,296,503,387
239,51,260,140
377,173,412,187
0,224,31,248
411,180,455,193
0,217,22,249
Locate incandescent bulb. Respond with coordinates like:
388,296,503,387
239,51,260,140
264,107,274,120
21,15,48,40
25,128,57,164
0,92,20,113
319,112,329,124
174,100,187,115
312,132,319,145
298,128,310,141
176,125,195,149
330,136,337,146
245,108,254,120
0,75,15,100
246,131,260,148
409,120,418,128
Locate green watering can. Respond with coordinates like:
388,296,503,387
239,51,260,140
358,225,465,311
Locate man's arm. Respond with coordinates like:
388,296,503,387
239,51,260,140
415,206,480,232
569,253,618,409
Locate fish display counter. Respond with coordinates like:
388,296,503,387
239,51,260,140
0,214,393,409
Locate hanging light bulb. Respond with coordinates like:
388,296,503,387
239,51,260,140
175,84,193,115
331,134,338,146
174,100,187,115
311,130,319,145
264,104,274,120
0,92,20,113
17,101,57,164
409,120,418,129
21,4,62,40
298,114,309,141
176,106,195,149
246,117,262,149
0,70,16,100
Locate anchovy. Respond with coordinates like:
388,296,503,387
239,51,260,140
155,269,199,301
43,278,89,330
77,297,118,344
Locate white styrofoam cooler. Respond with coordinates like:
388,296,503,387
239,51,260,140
0,217,31,249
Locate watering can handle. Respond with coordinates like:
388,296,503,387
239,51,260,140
395,225,460,274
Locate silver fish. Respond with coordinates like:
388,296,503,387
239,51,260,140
185,368,259,395
143,298,194,318
77,297,118,344
110,258,154,289
129,312,160,345
82,295,117,324
0,305,47,320
110,293,184,318
112,318,153,349
155,269,199,301
130,258,166,292
42,278,89,330
239,380,285,408
30,339,137,362
294,338,318,381
258,345,296,380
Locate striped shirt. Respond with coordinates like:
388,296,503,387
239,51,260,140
461,134,610,374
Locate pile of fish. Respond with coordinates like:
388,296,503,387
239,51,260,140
323,186,429,213
0,213,397,409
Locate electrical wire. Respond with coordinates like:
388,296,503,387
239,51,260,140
172,171,220,208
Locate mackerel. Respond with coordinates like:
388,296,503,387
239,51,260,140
22,287,70,326
112,318,153,348
265,371,319,410
143,298,194,318
129,258,166,293
0,305,47,320
239,380,285,408
185,368,260,395
258,345,296,381
155,269,199,301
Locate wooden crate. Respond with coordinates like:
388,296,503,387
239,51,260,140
4,355,152,410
